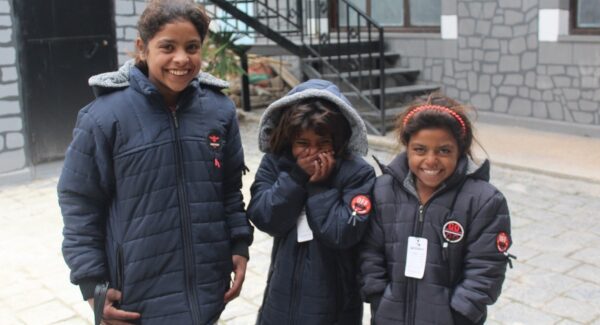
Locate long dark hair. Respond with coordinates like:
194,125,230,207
269,99,351,158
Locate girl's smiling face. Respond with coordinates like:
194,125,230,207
137,19,202,106
407,128,459,202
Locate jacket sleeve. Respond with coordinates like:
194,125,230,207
58,109,113,288
450,190,511,323
304,159,376,249
358,178,389,304
222,113,254,247
247,154,308,237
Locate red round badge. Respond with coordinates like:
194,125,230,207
442,221,464,243
496,232,511,253
351,195,372,215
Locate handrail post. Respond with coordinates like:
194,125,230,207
379,28,385,135
297,0,304,41
239,49,251,111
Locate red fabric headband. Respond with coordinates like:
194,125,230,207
402,104,467,136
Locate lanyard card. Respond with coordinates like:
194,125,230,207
405,236,428,279
297,211,314,242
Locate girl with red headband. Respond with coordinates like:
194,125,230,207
359,93,514,325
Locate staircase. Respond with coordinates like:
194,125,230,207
199,0,438,135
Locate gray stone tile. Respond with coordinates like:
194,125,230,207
527,252,581,273
16,300,75,325
542,296,598,323
493,301,561,324
567,264,600,286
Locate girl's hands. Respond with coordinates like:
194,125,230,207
87,288,141,325
296,150,335,183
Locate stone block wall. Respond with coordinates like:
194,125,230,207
0,0,25,174
388,0,600,136
115,0,147,65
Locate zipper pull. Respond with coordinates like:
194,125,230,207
504,252,517,269
442,241,448,261
418,205,424,222
214,157,221,168
171,110,179,128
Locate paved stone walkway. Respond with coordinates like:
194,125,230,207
1,115,599,324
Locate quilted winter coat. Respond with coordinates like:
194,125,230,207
248,80,376,325
360,153,512,325
58,62,253,325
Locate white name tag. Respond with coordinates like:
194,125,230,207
297,210,313,242
404,236,428,279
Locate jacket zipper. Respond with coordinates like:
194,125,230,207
405,205,425,325
289,242,307,325
170,108,201,325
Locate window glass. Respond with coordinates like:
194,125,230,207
371,0,404,27
577,0,600,28
409,0,441,26
338,0,366,26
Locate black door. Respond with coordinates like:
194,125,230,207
14,0,118,164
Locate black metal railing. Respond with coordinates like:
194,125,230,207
200,0,387,134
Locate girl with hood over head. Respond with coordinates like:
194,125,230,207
248,79,376,325
57,1,253,324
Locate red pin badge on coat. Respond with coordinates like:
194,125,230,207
496,231,511,253
351,195,372,215
442,220,464,243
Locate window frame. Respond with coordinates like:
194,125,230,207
334,0,440,33
570,0,600,35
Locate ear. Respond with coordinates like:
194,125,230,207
135,38,146,60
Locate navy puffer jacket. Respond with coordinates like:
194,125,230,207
248,79,376,325
58,64,253,325
360,153,512,325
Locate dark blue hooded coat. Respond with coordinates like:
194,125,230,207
248,79,376,325
58,62,253,325
360,153,512,325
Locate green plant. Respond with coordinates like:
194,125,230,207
202,31,248,80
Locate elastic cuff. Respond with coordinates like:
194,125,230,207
306,183,329,195
288,165,310,185
79,279,103,301
231,239,250,260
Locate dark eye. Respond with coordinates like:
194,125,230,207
439,147,452,155
187,43,200,53
161,44,174,52
294,140,308,147
413,147,425,154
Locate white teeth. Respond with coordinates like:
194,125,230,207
169,70,188,76
422,169,440,175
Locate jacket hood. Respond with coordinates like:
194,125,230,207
88,59,229,97
380,152,490,193
258,79,369,156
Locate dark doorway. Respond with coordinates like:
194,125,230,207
13,0,118,164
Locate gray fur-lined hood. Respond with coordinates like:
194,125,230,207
87,59,229,97
258,79,369,156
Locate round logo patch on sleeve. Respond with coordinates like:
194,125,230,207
350,195,372,216
496,231,511,253
442,220,464,243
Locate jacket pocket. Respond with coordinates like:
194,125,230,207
115,245,125,303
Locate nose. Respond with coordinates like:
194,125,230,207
174,50,189,65
306,146,318,156
424,152,437,165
